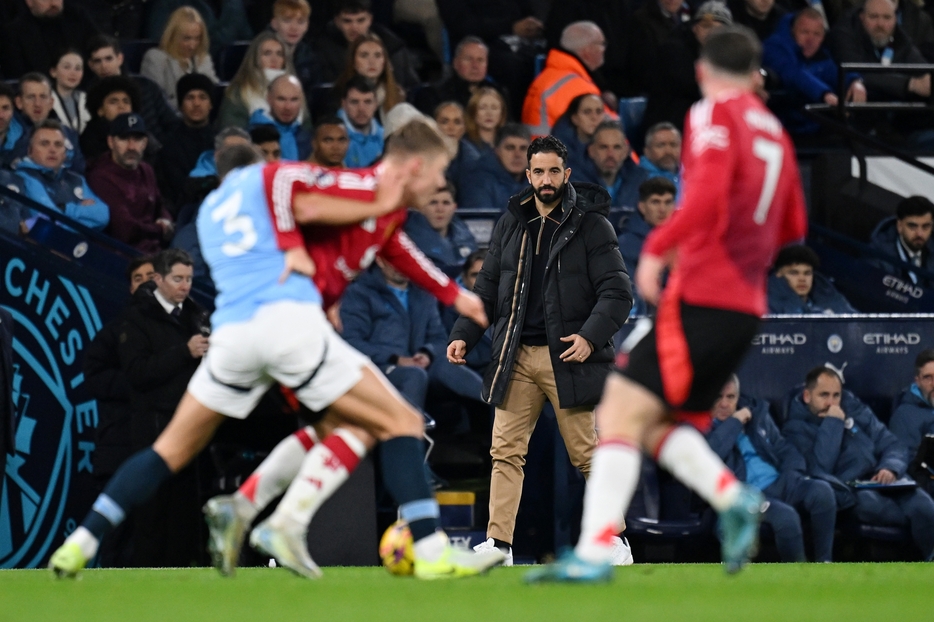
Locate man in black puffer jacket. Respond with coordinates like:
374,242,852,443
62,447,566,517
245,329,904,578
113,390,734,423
448,135,632,564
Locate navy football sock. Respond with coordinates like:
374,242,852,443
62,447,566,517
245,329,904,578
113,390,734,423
380,436,439,541
83,448,172,540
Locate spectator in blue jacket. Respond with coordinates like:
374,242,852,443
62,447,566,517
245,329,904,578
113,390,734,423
708,375,836,562
0,169,28,234
340,259,485,412
248,75,311,162
768,244,857,314
441,249,492,375
404,183,478,276
783,366,934,560
639,123,682,197
575,121,648,211
869,196,934,288
551,94,607,180
0,83,19,165
4,74,85,174
14,120,109,231
890,349,934,459
337,76,384,168
763,9,866,135
618,177,676,315
458,123,530,209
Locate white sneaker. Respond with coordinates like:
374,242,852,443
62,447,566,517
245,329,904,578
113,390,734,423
610,536,634,566
249,517,322,579
473,537,513,566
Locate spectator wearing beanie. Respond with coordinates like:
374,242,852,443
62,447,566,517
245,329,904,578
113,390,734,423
81,75,152,164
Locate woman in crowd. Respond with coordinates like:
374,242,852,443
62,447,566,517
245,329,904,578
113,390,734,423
333,33,404,121
217,32,296,129
551,93,607,175
434,101,469,187
50,49,89,135
141,6,219,109
462,86,507,161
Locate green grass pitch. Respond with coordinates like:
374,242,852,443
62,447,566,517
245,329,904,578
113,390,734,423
0,564,931,622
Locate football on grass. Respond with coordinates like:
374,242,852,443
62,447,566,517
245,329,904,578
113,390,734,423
379,520,415,576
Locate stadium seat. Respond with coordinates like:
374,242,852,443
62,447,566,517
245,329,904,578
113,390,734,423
618,97,647,141
217,41,251,82
121,40,157,75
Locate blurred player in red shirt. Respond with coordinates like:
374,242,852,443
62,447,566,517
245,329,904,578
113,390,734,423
528,25,808,582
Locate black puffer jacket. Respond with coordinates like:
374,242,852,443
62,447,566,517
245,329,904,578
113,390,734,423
450,183,632,409
118,281,209,448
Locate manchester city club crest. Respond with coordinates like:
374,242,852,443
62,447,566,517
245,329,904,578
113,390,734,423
1,256,107,568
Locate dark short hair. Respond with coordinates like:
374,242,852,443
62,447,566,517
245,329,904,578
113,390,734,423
436,181,457,201
32,118,65,135
773,244,820,271
86,33,121,58
896,196,934,221
527,135,568,167
592,119,626,141
153,249,194,276
341,74,375,99
494,123,530,148
216,143,263,179
126,255,155,284
86,75,141,120
645,121,680,145
250,124,281,144
463,248,487,275
915,349,934,374
700,25,762,75
334,0,371,16
315,114,345,131
19,72,52,93
0,82,14,103
638,177,677,202
805,365,841,390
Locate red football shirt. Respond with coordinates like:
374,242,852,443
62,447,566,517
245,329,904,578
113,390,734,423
262,162,459,309
642,91,808,317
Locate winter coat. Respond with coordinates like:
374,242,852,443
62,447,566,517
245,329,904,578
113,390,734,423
889,385,934,456
414,73,504,115
457,150,529,210
782,387,910,507
403,209,478,275
86,153,169,254
134,75,180,146
707,395,808,481
155,121,216,211
52,90,90,135
763,13,859,134
340,266,449,369
0,169,28,234
14,158,109,230
644,26,701,132
868,216,934,286
551,117,591,182
638,157,680,198
617,209,652,275
575,156,648,210
830,8,928,101
0,4,100,79
450,182,632,408
118,281,209,448
6,113,85,174
249,109,312,162
627,0,688,93
767,273,857,314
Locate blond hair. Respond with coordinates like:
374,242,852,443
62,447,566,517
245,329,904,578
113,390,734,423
384,119,450,159
160,6,210,69
227,32,296,104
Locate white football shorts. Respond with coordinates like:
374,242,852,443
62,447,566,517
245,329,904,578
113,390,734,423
187,300,368,418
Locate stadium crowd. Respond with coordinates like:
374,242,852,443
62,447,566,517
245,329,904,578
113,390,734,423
2,0,934,566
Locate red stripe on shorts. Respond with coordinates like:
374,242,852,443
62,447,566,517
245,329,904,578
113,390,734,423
655,293,692,408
